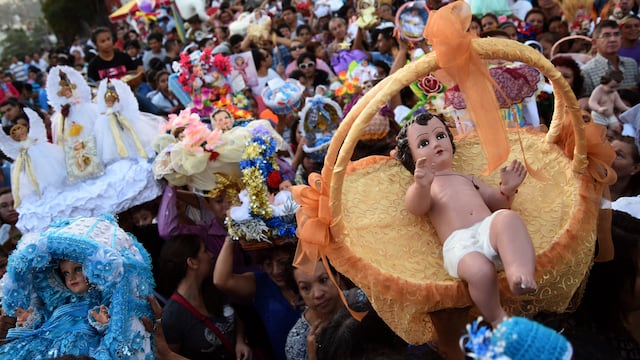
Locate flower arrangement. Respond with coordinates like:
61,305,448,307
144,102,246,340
152,107,226,190
213,96,253,120
176,49,233,117
569,7,592,35
228,125,298,244
239,126,279,218
407,74,449,124
332,70,360,107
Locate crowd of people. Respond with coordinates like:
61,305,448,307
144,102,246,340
0,0,638,359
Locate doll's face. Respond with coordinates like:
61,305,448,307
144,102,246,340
60,85,73,98
60,260,89,294
10,124,27,142
105,95,116,108
213,110,233,130
406,119,454,172
603,79,621,92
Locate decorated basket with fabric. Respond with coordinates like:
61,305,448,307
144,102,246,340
0,214,155,359
299,95,343,163
227,123,299,251
261,79,305,115
291,1,615,347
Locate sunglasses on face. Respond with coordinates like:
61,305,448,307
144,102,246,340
299,61,315,69
290,45,305,51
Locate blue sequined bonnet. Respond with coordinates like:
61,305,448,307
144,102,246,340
0,214,156,359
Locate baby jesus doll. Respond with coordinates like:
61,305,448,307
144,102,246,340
4,259,110,358
396,112,537,327
589,70,629,134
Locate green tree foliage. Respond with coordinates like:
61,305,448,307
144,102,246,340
42,0,112,46
0,29,42,61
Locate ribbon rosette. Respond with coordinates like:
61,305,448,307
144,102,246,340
292,172,367,320
291,173,331,275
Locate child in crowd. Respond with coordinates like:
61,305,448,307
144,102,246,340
396,112,537,328
589,70,629,134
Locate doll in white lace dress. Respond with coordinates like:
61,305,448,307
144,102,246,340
0,108,66,207
94,79,157,165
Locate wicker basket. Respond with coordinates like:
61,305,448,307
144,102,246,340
238,237,295,251
550,34,593,64
316,37,604,344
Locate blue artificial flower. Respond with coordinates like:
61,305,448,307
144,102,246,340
85,248,124,285
250,125,271,138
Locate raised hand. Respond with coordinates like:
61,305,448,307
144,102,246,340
90,305,110,324
414,157,435,188
15,307,33,326
499,160,527,195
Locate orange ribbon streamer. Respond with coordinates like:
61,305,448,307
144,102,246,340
291,172,332,275
424,2,509,175
291,172,366,321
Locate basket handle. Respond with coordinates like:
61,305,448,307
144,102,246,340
325,38,587,232
549,35,592,59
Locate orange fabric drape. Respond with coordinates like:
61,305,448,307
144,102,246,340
424,2,509,175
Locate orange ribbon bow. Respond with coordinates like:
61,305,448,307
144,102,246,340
291,172,332,275
292,172,366,321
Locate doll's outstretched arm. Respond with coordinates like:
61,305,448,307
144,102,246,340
15,307,33,327
89,305,110,333
405,157,434,216
485,160,526,210
499,160,527,193
588,86,605,113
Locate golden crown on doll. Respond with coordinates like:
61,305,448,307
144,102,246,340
56,70,77,97
104,83,120,103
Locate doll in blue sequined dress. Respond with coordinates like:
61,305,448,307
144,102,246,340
0,215,156,360
5,259,110,359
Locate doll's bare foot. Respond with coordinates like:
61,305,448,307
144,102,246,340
508,273,537,295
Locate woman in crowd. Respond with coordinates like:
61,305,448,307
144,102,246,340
158,234,252,360
296,52,331,89
150,70,182,115
214,239,303,360
285,38,334,78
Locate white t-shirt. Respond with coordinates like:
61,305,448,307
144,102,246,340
252,68,280,97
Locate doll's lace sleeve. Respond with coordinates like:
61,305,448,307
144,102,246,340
88,305,109,333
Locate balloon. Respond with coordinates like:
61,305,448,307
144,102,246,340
137,0,156,13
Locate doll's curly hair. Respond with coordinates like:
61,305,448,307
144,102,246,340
395,112,455,174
